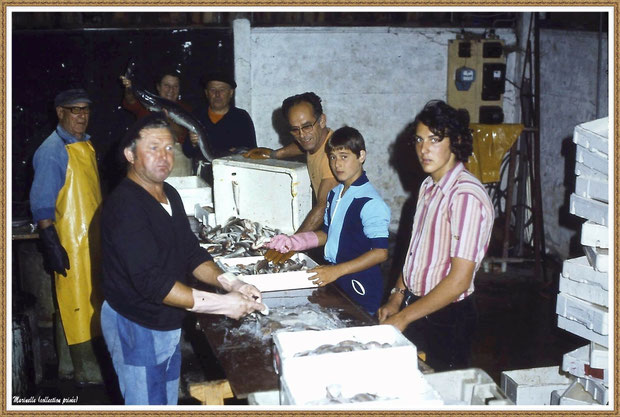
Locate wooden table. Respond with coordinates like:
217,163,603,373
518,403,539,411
195,284,432,401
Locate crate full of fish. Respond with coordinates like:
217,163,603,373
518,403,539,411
216,253,319,292
279,352,442,406
273,325,418,378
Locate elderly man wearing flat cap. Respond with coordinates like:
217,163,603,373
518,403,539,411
183,71,257,160
30,88,104,385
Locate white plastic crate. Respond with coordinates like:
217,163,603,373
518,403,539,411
552,379,598,405
575,143,608,176
562,257,608,291
215,254,319,292
589,343,608,369
562,345,608,386
572,117,609,156
569,193,608,226
424,368,512,405
279,356,442,407
213,156,312,234
557,316,608,348
574,175,608,203
556,292,608,335
166,175,213,216
580,221,609,249
583,245,609,273
558,275,608,307
500,366,572,405
273,325,418,377
575,161,607,180
577,376,608,404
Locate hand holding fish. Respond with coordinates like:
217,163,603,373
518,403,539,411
217,272,263,304
264,232,319,253
308,265,341,287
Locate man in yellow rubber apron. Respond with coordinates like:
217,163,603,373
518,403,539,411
30,88,104,385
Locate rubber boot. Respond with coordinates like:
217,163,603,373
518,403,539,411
69,339,104,386
54,312,73,380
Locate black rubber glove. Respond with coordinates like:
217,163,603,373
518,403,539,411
39,225,70,277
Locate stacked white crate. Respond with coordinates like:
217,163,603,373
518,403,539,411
558,117,610,405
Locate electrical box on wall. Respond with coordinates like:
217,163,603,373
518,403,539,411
447,37,506,123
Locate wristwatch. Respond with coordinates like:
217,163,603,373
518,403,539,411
390,287,406,296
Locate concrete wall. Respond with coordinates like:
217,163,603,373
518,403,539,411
539,29,609,258
234,19,519,233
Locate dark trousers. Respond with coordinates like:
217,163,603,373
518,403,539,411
401,291,477,372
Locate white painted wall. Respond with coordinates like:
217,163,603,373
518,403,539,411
234,19,519,233
539,28,609,258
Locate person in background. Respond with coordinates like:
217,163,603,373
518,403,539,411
120,68,192,176
378,100,494,371
29,88,104,385
184,71,257,160
100,112,265,405
265,126,390,314
243,92,338,233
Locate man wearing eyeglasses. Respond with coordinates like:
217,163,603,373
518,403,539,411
244,92,338,233
30,88,104,386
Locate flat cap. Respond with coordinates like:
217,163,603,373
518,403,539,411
203,71,236,89
54,88,92,107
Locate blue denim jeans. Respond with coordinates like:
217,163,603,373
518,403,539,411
100,301,182,405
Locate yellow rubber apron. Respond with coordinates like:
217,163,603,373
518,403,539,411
54,140,103,345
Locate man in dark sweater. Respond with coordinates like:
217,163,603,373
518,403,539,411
100,113,265,405
183,71,257,160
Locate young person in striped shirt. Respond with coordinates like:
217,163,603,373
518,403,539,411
378,100,494,371
266,126,390,314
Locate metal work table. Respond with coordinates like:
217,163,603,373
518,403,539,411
196,284,431,400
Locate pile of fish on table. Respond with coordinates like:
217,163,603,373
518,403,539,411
195,216,279,258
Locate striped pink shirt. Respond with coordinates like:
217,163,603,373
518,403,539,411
403,162,494,300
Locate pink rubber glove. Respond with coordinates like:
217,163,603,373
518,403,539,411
264,232,319,253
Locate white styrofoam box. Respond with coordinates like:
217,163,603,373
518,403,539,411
424,368,513,405
562,345,608,386
574,175,608,203
213,155,312,234
559,275,608,307
556,292,608,336
575,161,607,180
552,379,599,406
557,316,608,348
572,117,609,156
569,193,608,226
577,376,609,404
215,254,318,292
580,221,609,249
583,245,609,273
589,343,608,369
500,366,572,405
279,356,443,407
165,176,213,216
273,325,418,377
575,143,608,175
562,257,608,291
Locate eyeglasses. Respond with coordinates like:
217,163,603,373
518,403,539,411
63,106,90,115
289,116,320,137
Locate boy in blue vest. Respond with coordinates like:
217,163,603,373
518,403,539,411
266,126,390,314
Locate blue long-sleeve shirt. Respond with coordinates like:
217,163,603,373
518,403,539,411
29,125,92,222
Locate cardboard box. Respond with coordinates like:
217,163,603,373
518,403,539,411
425,368,512,405
500,366,572,405
213,156,312,234
216,254,319,292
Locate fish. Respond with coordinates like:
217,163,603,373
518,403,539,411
198,217,279,258
124,60,214,162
